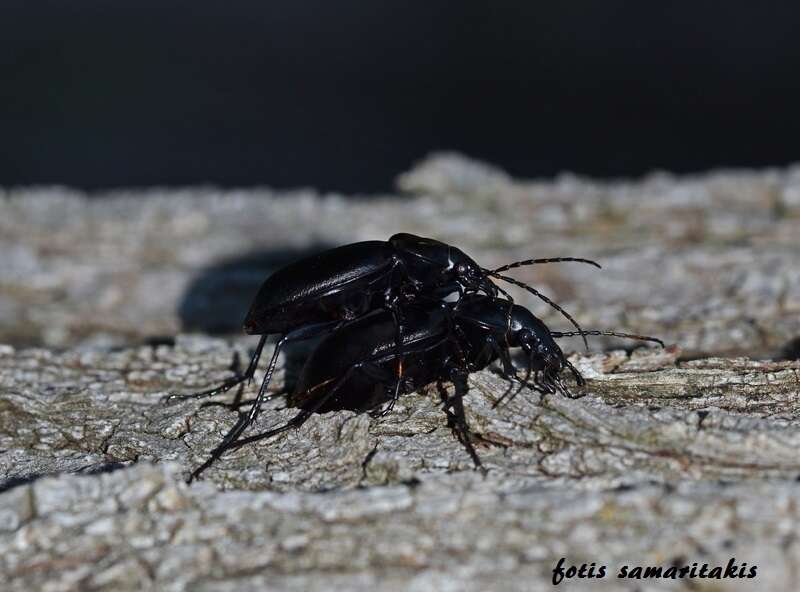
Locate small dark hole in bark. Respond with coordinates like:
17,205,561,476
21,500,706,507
670,555,687,567
77,462,130,475
144,335,176,347
722,539,735,550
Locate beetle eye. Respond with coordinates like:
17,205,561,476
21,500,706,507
456,263,468,275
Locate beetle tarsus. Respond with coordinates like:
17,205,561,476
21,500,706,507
439,370,486,473
165,335,268,404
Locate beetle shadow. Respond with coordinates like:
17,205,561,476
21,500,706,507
178,243,338,396
0,473,41,494
178,243,337,335
0,462,130,494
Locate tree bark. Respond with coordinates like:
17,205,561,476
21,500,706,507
2,343,799,590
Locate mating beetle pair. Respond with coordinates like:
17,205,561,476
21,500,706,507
170,233,662,479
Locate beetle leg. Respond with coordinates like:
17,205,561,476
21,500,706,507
186,389,290,482
352,258,414,418
476,333,518,383
189,338,285,479
492,337,517,379
494,351,533,407
188,360,365,482
370,395,398,418
185,321,350,481
390,304,406,415
562,358,585,387
439,367,486,473
164,335,269,403
532,371,547,395
553,373,583,399
368,332,456,418
351,364,400,415
226,363,363,450
169,319,345,406
239,320,358,425
504,355,533,405
371,296,407,417
491,343,520,406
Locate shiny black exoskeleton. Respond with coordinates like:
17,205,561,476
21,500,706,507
452,295,661,405
172,234,497,403
453,295,584,398
242,234,498,336
170,235,496,446
187,296,662,477
188,300,459,479
172,234,602,481
282,294,576,407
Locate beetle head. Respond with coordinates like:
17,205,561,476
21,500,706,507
518,329,564,371
389,233,497,296
508,305,564,370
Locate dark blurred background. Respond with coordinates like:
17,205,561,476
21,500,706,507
2,1,799,193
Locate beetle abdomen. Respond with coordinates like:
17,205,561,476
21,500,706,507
291,336,450,413
291,304,449,410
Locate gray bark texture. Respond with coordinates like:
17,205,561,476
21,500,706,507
1,154,800,590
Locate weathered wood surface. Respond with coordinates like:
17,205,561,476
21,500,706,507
1,155,800,590
2,342,800,590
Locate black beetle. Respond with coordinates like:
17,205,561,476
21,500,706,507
188,301,460,479
187,295,662,479
170,234,599,442
452,295,663,405
170,235,490,402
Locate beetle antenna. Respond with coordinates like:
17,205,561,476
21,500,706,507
482,269,589,352
550,329,664,348
492,257,601,273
